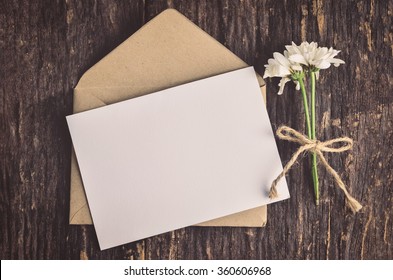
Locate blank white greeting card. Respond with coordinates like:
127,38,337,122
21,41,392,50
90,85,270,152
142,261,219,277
67,67,289,250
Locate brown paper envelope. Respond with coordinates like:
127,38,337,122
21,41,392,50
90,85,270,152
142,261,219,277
70,8,267,227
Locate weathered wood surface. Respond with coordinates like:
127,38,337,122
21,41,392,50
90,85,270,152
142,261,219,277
1,0,392,259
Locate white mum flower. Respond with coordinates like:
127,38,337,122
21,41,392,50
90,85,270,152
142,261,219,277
286,41,345,71
263,51,303,95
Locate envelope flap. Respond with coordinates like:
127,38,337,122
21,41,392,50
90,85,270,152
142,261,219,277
73,88,107,113
76,9,264,99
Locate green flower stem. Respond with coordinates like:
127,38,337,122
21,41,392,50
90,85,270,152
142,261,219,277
299,76,319,205
298,78,312,139
310,71,319,205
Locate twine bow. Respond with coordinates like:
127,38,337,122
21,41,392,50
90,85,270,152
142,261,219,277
269,126,362,213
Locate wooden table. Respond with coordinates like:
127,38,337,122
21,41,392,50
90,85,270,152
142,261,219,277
1,0,392,259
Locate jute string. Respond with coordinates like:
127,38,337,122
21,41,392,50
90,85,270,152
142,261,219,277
269,126,362,213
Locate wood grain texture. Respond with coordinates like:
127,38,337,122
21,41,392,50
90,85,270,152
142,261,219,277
1,0,392,259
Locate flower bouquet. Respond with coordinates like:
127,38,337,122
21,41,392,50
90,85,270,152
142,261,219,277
264,42,362,212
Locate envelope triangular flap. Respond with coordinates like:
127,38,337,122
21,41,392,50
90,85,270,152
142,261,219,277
70,8,267,226
74,9,264,108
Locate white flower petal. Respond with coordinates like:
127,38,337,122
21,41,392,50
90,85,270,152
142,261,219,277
295,81,300,90
273,52,291,68
315,47,329,60
310,42,318,49
330,58,345,66
277,77,290,95
288,42,302,54
292,65,303,71
263,57,291,78
289,54,308,65
316,60,331,69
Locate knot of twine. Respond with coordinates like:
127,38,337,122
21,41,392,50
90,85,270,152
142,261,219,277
269,125,362,213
